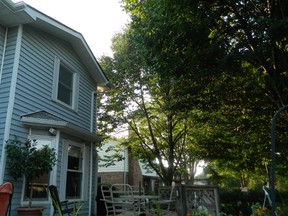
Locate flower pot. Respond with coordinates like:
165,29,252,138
17,207,44,216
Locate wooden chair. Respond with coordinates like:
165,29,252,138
0,182,13,216
48,185,75,216
100,185,114,216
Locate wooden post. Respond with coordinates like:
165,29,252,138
175,173,186,216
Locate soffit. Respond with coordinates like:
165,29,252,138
0,1,35,26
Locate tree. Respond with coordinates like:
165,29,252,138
97,0,288,190
97,31,202,185
123,0,288,109
120,0,288,188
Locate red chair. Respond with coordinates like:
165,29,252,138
0,182,13,216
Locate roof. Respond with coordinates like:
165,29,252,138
139,161,158,178
21,111,101,142
0,0,112,90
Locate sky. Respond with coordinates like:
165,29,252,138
11,0,130,58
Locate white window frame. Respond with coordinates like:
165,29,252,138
60,140,88,201
52,56,79,111
21,136,57,206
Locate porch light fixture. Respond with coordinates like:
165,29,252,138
49,127,57,136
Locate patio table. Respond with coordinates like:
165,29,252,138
125,195,160,214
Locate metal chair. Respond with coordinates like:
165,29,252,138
0,182,13,216
110,184,137,216
153,182,176,216
131,185,146,213
100,185,114,216
263,186,278,216
48,185,75,216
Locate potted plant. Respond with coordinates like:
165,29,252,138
5,137,57,216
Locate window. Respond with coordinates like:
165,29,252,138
24,139,55,202
25,173,50,201
60,140,88,201
52,57,79,110
66,144,84,199
58,65,73,105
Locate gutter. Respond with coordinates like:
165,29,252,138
3,0,26,11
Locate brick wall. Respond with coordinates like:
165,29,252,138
98,172,125,185
128,153,143,186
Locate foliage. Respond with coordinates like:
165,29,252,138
97,31,202,185
5,137,57,207
191,206,211,216
251,202,271,216
49,194,85,216
215,185,288,216
90,0,288,193
123,0,288,110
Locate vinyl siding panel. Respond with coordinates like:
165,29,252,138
0,26,27,216
0,27,18,124
0,25,4,63
0,27,18,165
98,140,129,172
0,25,5,149
9,24,97,139
0,22,100,215
0,24,6,191
5,25,98,216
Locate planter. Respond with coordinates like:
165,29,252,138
17,207,44,216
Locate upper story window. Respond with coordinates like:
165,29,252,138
58,65,73,105
52,57,79,110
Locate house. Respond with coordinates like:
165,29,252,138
0,0,111,215
97,140,159,193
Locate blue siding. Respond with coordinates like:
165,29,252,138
10,25,97,136
0,27,18,158
0,26,24,216
0,26,4,65
0,25,6,154
5,25,98,216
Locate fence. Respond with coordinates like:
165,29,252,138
159,184,220,216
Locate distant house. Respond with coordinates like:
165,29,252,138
97,140,159,193
0,0,110,215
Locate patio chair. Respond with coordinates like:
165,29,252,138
0,182,13,216
110,184,137,216
131,185,146,212
48,185,75,216
131,185,145,196
153,182,176,216
262,186,278,216
100,185,114,216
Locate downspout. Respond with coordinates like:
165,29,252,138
90,91,97,133
89,91,97,216
0,28,8,85
0,25,22,183
124,149,127,184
